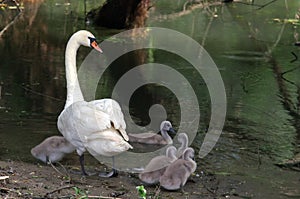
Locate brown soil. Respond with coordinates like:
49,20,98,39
0,157,255,199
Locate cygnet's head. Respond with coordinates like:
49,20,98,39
160,121,176,134
183,147,195,160
177,133,188,145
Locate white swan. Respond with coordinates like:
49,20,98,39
128,121,176,145
57,30,132,177
31,136,75,164
139,146,177,184
159,147,196,191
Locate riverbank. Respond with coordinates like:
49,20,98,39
0,159,252,199
0,156,299,198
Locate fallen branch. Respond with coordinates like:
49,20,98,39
0,176,9,181
48,161,71,181
20,84,63,102
45,185,123,199
45,185,74,196
290,52,298,63
255,0,278,10
0,0,23,38
153,185,161,198
150,1,221,22
0,11,22,38
0,186,22,195
86,196,122,199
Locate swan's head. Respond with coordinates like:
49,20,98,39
160,120,176,134
74,30,103,53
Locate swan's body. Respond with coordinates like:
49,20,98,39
159,147,196,190
57,30,132,177
139,146,177,184
176,133,189,158
31,136,75,163
128,121,176,145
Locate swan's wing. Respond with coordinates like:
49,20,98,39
89,99,129,141
58,101,112,139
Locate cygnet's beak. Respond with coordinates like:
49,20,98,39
168,127,176,134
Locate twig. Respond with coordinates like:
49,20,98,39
11,0,21,12
0,187,11,192
0,11,22,38
256,0,278,10
279,66,300,88
151,1,221,22
290,52,298,63
201,13,214,48
0,186,21,195
86,196,122,199
0,176,9,180
236,0,279,10
0,0,23,38
20,85,63,102
45,185,123,198
281,67,299,77
47,160,71,181
49,162,69,178
257,145,261,168
267,22,286,55
234,1,261,7
45,185,74,196
153,185,161,198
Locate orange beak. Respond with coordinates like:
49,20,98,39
91,40,103,53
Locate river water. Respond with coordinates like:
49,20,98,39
0,0,299,198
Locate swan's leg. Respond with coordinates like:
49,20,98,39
111,156,118,177
79,154,88,176
99,156,118,178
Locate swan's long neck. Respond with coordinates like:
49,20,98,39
166,147,177,161
185,151,197,173
178,135,188,152
161,129,173,144
64,36,84,109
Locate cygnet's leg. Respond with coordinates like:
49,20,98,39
45,156,66,176
179,185,188,195
99,156,118,178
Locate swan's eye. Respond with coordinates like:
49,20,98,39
88,36,103,53
88,37,97,46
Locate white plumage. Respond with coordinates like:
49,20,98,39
57,30,132,177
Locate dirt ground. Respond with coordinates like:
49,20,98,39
0,156,256,199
